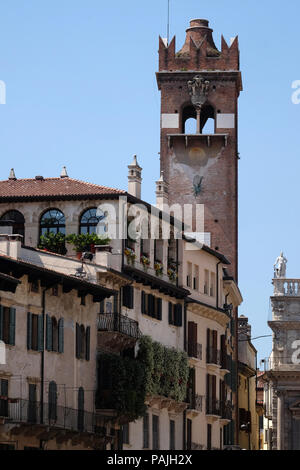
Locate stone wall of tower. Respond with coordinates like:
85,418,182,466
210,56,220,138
157,19,242,280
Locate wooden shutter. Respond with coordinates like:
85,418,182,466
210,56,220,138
168,303,173,325
148,295,154,317
221,335,226,368
58,318,64,353
175,304,183,327
27,312,32,350
206,374,210,413
46,314,52,351
157,298,162,320
86,326,90,361
100,300,105,314
193,322,197,356
206,328,210,362
37,315,44,352
0,305,3,341
9,308,16,346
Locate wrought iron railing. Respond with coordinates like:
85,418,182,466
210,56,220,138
0,399,98,434
98,313,141,340
220,400,233,420
187,391,204,412
188,343,202,360
206,398,221,416
206,347,221,366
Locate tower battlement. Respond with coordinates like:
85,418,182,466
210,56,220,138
159,19,239,72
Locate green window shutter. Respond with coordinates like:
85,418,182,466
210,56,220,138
0,305,3,341
100,300,104,314
37,315,44,352
27,312,32,350
1,378,8,396
9,308,16,346
129,287,134,309
157,298,162,321
58,318,64,353
175,304,182,327
46,314,52,351
85,326,90,361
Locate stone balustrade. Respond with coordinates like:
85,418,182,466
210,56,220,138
273,278,300,296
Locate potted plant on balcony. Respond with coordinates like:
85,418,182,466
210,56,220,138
141,254,150,271
66,233,110,259
124,247,136,265
38,233,67,255
167,266,178,283
154,261,163,277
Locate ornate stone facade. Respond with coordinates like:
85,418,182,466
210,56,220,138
264,254,300,449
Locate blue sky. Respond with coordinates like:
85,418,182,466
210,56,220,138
0,0,300,362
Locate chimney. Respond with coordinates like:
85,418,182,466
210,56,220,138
60,166,69,178
128,155,142,199
8,168,16,180
178,19,220,57
155,172,169,210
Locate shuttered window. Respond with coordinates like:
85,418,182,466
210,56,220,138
0,306,16,346
76,323,90,361
168,303,183,327
0,379,8,417
141,292,163,321
27,313,43,351
122,286,134,309
188,322,197,358
207,424,212,450
58,318,64,353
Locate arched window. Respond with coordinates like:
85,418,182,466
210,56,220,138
77,387,84,431
79,208,107,235
182,105,197,134
40,209,65,236
0,210,25,239
48,381,57,421
200,104,215,134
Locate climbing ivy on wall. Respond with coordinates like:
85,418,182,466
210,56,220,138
97,336,189,421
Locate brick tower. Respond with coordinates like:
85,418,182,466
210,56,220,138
156,19,242,280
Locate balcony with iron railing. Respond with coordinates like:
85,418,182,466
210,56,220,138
0,398,105,436
220,400,233,422
97,312,141,352
206,347,221,369
186,390,204,418
188,343,202,362
206,398,221,418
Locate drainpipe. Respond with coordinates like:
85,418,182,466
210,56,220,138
40,285,52,425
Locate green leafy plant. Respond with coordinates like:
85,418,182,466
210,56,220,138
154,261,163,277
66,233,110,253
124,247,136,265
141,254,150,270
38,232,67,255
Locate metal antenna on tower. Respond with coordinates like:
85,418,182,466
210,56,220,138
167,0,170,45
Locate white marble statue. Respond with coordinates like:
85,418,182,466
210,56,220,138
274,252,288,278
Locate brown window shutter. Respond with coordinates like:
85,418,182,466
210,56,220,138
193,322,198,358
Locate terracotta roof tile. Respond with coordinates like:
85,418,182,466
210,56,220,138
0,177,126,201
